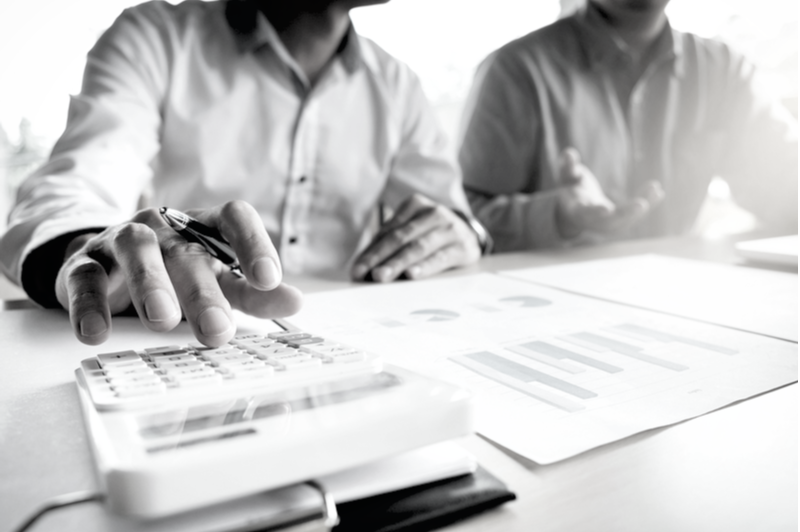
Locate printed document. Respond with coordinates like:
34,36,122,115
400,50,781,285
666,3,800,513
287,273,797,464
502,254,797,342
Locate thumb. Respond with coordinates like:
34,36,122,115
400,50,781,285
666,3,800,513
559,147,582,185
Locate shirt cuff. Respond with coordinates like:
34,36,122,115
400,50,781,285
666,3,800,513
20,229,104,308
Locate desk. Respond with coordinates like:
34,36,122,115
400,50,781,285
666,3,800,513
1,235,796,532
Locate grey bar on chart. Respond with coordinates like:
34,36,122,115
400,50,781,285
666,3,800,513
571,332,688,371
463,351,597,399
505,345,586,374
612,324,738,355
559,334,609,352
520,341,623,374
451,355,585,413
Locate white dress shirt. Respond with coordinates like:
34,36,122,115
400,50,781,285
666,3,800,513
1,0,470,292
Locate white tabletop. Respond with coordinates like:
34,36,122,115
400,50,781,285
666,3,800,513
1,235,796,532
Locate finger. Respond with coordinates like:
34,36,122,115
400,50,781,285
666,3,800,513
219,277,304,319
352,203,443,281
375,194,433,237
196,201,282,291
373,228,454,282
161,233,236,347
558,147,582,185
58,256,112,346
588,198,649,232
111,222,182,332
404,243,464,280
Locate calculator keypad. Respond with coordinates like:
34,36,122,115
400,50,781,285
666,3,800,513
80,331,379,410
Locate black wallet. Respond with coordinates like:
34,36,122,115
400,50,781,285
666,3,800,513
333,466,516,532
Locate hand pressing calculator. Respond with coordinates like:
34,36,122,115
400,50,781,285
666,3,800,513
76,328,473,519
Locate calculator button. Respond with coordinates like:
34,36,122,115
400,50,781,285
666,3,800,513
228,365,275,379
265,351,310,360
230,337,275,347
162,366,216,379
326,351,367,363
173,372,223,387
97,351,147,369
107,373,163,387
113,381,167,397
301,343,348,355
273,357,323,371
203,353,252,364
231,334,267,342
251,346,297,358
149,354,198,367
214,359,265,371
287,337,325,348
154,359,206,371
268,331,311,342
198,347,246,358
144,345,184,355
104,366,153,378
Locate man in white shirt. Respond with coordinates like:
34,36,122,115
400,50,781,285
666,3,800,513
459,0,797,251
0,0,486,346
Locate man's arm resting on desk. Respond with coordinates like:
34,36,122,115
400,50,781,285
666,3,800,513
350,194,483,283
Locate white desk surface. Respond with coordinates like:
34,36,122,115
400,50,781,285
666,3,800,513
1,235,797,532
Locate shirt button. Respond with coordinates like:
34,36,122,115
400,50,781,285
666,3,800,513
289,237,298,244
298,176,307,184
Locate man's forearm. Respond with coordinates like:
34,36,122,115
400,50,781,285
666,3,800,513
465,187,566,252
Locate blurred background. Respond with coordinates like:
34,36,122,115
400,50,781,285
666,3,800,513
1,0,797,238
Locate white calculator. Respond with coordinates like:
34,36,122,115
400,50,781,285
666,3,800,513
76,328,474,519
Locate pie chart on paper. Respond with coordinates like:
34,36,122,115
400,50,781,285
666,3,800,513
409,309,460,322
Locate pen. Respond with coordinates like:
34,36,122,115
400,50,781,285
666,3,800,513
159,207,244,278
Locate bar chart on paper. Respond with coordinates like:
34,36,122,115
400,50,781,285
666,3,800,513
451,323,739,414
287,274,797,464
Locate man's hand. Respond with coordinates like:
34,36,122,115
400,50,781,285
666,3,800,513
350,194,481,283
55,201,303,347
556,147,664,238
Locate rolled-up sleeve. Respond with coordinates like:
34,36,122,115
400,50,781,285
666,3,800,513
381,65,471,215
458,51,565,252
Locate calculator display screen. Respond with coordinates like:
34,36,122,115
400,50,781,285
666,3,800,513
138,372,401,453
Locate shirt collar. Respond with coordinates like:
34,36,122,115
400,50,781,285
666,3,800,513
232,8,363,76
574,2,685,78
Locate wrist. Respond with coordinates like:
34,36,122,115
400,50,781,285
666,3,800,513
554,193,582,240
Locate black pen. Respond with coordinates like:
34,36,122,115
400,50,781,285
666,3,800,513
159,207,244,278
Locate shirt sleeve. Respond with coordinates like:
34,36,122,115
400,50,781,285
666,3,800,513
458,50,566,252
379,64,471,216
0,3,169,291
711,48,798,234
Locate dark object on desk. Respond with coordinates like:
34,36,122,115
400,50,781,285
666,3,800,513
334,466,515,532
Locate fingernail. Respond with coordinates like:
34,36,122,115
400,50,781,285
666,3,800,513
198,307,233,337
373,266,393,282
253,257,281,289
80,312,107,338
352,264,369,279
143,289,178,322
